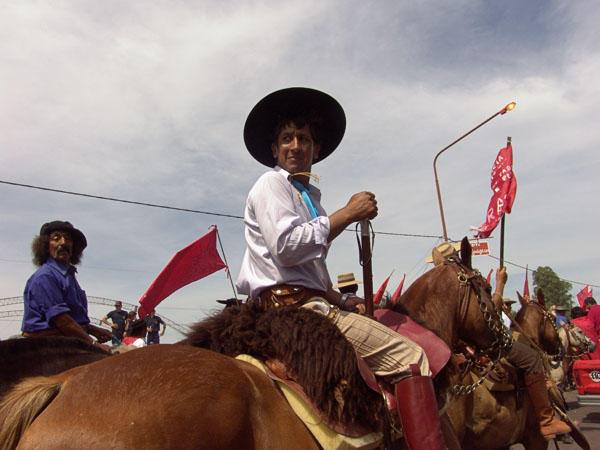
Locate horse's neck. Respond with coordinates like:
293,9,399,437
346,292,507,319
399,266,459,347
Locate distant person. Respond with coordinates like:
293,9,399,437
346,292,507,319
123,310,138,337
122,310,147,348
333,273,362,306
550,305,569,327
502,298,516,329
146,309,166,345
22,220,112,351
584,297,600,337
493,268,571,438
571,306,600,360
102,300,128,345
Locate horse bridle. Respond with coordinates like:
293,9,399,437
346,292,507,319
523,301,562,361
447,257,514,355
562,322,594,358
445,257,514,396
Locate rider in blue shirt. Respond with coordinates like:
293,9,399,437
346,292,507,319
22,221,112,351
553,305,569,327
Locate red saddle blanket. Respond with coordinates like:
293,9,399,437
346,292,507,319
374,309,451,377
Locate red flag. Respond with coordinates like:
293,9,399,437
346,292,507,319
523,266,530,299
471,143,517,238
390,274,406,304
486,269,493,285
138,227,227,317
373,274,392,306
577,285,593,312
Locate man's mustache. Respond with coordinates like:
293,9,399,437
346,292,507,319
54,246,71,257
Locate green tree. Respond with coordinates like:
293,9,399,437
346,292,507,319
532,266,573,308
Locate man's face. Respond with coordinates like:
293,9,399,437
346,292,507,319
271,123,320,175
48,231,73,266
115,303,122,310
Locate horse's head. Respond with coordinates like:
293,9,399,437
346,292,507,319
514,289,561,358
396,237,510,355
563,323,596,356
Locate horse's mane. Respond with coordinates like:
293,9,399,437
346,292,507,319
179,302,386,431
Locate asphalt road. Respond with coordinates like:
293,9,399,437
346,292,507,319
511,389,600,449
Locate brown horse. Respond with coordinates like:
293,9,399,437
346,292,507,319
0,305,389,450
0,345,321,450
393,237,512,389
0,238,500,450
442,289,566,450
396,240,556,449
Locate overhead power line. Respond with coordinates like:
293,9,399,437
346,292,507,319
0,180,244,219
1,180,597,288
487,255,600,289
0,179,442,239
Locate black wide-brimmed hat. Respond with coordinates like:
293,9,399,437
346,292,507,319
244,87,346,167
40,220,87,250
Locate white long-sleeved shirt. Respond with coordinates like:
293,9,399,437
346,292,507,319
235,166,332,299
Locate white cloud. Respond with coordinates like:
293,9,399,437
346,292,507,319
1,0,598,340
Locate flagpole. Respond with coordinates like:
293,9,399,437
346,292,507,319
499,214,505,268
498,136,511,268
214,226,238,300
360,220,374,316
434,102,516,241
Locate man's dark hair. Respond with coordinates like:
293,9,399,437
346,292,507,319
571,306,587,319
271,113,323,146
31,234,84,267
584,297,597,307
339,284,359,295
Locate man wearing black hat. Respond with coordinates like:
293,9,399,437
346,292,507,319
21,221,112,351
236,88,446,449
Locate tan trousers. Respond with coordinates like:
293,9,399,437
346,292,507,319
302,299,431,380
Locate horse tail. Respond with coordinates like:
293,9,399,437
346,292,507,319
0,375,64,450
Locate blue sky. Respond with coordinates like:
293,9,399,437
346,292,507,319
1,1,598,342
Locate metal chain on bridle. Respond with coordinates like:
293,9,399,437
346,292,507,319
446,257,514,396
532,303,563,362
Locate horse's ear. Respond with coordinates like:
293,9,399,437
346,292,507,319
432,247,445,266
516,291,527,307
460,237,472,268
536,288,546,306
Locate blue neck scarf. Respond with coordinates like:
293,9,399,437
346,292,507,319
290,179,319,219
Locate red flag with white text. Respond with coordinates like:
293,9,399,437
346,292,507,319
373,274,392,306
471,144,517,238
390,274,406,304
138,227,227,317
577,285,593,312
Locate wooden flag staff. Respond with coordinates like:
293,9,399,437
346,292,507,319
214,226,238,300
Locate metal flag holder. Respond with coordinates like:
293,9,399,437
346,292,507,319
433,102,516,242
